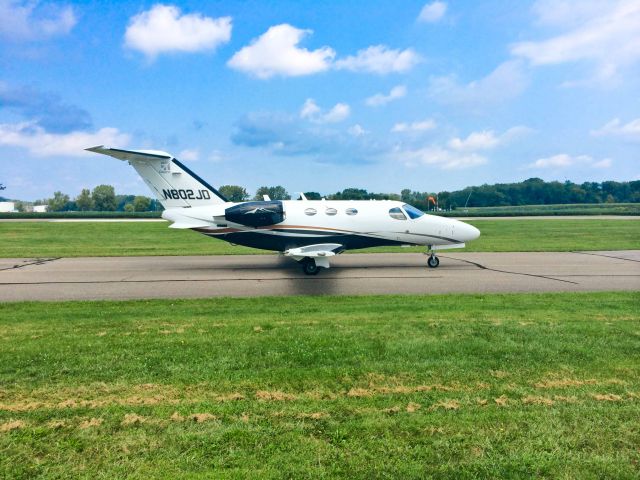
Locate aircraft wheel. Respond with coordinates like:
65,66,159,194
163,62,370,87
427,254,440,268
301,258,320,275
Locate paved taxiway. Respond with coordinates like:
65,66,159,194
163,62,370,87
1,251,638,301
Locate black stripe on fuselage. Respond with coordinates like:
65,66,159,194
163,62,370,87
199,230,406,251
388,231,461,243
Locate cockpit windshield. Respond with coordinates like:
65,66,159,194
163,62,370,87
403,204,425,219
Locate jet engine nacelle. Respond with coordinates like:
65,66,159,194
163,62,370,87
225,201,285,227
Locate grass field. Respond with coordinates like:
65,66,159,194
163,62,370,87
458,202,640,216
1,218,639,257
1,292,638,478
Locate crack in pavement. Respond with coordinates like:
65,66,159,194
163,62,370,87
571,251,640,263
0,275,445,286
439,255,580,285
0,258,60,272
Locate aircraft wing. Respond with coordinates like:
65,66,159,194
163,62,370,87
283,243,344,258
283,243,344,268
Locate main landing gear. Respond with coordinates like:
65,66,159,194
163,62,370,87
300,257,320,275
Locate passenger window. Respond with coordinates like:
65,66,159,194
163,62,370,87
325,207,337,216
389,207,406,220
304,208,317,216
345,208,358,216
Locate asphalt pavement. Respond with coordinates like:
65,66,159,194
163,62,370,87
1,251,638,301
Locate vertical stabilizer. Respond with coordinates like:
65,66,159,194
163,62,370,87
86,146,227,208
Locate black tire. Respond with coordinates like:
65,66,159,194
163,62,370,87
427,255,440,268
302,258,320,275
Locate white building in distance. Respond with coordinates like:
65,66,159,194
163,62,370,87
0,202,16,213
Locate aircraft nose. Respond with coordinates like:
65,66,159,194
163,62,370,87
460,222,480,242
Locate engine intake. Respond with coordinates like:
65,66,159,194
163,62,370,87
225,201,285,227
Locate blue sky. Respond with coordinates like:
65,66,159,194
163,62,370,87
1,0,639,201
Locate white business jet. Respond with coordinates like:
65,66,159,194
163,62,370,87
87,146,480,275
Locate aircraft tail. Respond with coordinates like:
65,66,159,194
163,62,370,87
86,146,227,208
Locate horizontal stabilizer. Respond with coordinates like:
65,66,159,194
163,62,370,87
86,146,173,162
169,221,214,229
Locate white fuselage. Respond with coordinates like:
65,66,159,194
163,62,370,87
162,199,480,252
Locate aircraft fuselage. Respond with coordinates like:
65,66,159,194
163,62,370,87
162,199,480,252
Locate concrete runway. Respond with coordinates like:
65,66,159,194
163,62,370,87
1,251,638,301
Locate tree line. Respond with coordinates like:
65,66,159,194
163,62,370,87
21,185,163,213
223,179,640,209
6,178,639,212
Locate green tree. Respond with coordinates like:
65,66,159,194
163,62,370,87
92,185,116,211
124,203,135,212
75,188,94,211
254,186,290,201
303,192,322,200
133,196,151,212
47,191,70,212
219,185,249,202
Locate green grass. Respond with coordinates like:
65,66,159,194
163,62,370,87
452,202,640,217
0,292,638,478
1,219,638,257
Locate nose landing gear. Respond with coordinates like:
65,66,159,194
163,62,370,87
426,245,440,268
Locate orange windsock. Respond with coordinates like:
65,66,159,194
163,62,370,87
427,196,436,204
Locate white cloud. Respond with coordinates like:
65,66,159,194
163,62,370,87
528,153,612,169
531,0,609,27
591,118,640,140
391,119,436,133
300,98,321,119
300,99,350,123
428,60,529,106
592,158,613,168
448,127,529,151
448,131,499,151
178,148,199,161
365,85,407,107
0,122,130,157
231,111,379,163
228,24,334,78
323,103,351,123
418,1,447,23
335,45,421,74
393,145,487,170
125,4,231,59
348,124,367,137
511,0,640,84
392,125,528,169
0,0,76,40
